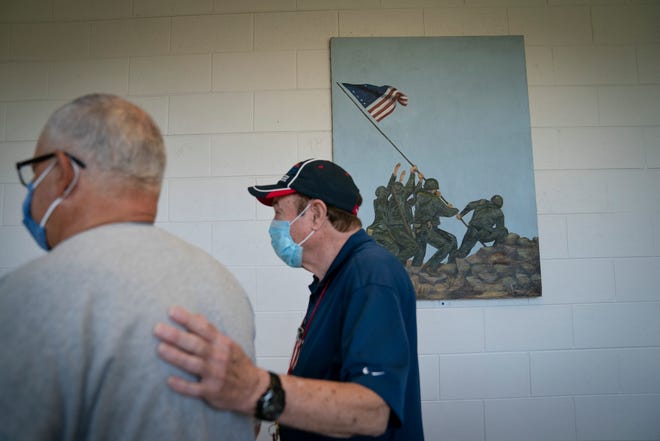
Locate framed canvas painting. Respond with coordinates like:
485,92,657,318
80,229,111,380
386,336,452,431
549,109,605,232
331,36,541,300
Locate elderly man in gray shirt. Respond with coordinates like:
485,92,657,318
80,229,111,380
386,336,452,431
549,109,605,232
0,94,256,441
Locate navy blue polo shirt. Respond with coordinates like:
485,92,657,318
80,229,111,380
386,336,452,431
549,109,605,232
281,229,424,441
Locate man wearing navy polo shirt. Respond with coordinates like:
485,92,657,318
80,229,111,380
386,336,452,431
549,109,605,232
155,159,424,440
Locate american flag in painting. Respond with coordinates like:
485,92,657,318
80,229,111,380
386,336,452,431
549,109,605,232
342,83,408,122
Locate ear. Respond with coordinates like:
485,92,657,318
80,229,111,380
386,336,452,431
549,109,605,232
52,150,78,194
309,199,327,228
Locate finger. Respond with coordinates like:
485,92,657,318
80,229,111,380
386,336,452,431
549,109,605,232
168,306,219,342
158,342,205,376
167,306,196,328
154,322,209,356
167,375,204,398
153,322,183,343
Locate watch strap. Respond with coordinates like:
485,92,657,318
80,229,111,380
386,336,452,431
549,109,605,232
254,371,286,421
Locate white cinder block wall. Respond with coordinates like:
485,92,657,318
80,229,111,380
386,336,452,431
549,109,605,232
0,1,658,440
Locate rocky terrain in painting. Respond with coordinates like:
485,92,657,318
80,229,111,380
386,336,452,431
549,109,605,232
408,233,542,301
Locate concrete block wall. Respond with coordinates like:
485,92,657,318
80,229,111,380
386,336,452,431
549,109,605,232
0,1,658,440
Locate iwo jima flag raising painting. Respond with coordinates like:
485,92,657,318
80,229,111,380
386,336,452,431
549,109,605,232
331,36,541,301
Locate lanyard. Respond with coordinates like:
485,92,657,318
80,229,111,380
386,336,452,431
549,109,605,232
287,279,332,375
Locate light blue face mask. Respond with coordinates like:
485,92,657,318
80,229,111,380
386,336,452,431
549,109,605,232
22,158,81,251
268,204,315,268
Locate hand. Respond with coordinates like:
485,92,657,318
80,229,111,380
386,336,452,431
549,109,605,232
392,163,401,176
456,213,463,220
154,306,268,415
410,165,418,174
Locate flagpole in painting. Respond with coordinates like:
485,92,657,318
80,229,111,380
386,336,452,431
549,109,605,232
338,81,475,231
337,81,448,202
336,82,415,168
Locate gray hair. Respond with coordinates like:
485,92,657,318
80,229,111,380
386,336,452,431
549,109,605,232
39,94,166,193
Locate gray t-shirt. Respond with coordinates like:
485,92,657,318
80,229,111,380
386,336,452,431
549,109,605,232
0,223,255,441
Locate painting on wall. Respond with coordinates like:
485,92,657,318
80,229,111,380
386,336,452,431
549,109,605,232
330,36,542,301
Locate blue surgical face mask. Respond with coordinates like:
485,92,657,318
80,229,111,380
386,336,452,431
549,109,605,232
268,203,315,268
22,158,81,251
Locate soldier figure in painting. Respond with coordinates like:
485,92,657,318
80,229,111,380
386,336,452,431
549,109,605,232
452,194,508,260
411,177,459,272
386,163,420,265
366,185,398,257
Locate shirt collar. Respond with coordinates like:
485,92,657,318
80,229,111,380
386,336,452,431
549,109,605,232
308,229,371,294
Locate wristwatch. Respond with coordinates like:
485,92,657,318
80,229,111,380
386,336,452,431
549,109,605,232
254,371,286,421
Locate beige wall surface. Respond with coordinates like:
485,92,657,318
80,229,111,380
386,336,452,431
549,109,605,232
0,1,659,440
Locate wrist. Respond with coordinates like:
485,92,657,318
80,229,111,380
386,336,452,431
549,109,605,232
245,369,270,412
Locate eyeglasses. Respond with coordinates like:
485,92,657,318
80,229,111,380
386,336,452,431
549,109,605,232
16,152,86,187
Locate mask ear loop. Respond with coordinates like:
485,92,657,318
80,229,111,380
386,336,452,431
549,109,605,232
297,228,315,246
61,160,81,199
39,160,81,228
32,160,57,189
290,203,315,246
289,203,311,225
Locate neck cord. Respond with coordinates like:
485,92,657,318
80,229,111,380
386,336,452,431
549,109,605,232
287,278,332,374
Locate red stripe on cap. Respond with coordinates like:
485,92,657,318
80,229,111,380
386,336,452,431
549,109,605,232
257,188,297,205
352,204,359,215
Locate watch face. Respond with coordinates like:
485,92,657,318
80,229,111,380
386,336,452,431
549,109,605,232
256,372,286,421
263,389,285,418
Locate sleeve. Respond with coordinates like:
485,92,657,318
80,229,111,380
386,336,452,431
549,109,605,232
403,173,416,196
386,173,396,193
460,199,486,217
339,283,410,426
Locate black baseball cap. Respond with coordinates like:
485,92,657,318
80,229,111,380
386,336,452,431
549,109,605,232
247,159,362,215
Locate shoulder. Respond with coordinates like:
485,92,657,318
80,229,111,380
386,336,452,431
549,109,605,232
342,233,413,292
0,251,69,297
416,191,432,201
